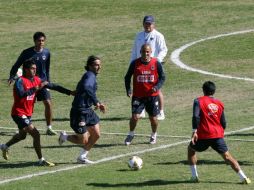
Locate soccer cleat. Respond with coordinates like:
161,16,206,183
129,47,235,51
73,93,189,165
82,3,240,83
125,135,134,145
189,176,200,183
241,178,251,184
58,131,67,145
46,128,58,136
39,160,55,167
77,157,95,164
149,136,157,144
1,146,9,160
139,109,146,118
157,110,165,120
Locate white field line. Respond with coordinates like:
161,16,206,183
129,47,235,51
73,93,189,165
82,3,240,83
170,29,254,81
1,125,254,185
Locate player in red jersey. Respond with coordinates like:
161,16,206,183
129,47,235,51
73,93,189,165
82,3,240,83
124,44,165,145
0,59,54,166
187,81,251,184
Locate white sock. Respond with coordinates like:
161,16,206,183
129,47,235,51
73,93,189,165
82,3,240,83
62,133,68,141
47,125,52,130
190,165,198,177
39,157,45,163
238,170,247,180
128,131,134,136
151,132,157,138
80,149,89,159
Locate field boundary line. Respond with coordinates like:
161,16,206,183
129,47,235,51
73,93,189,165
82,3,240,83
170,29,254,81
1,125,254,185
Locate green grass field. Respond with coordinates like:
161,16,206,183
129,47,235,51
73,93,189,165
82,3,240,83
0,0,254,189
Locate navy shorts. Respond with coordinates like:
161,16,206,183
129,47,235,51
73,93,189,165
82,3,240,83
37,88,51,101
131,96,160,117
70,108,100,134
12,115,32,129
189,138,228,154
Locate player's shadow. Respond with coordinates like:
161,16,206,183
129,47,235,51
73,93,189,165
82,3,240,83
24,143,120,149
100,116,130,121
0,161,37,168
155,159,253,166
226,133,254,137
32,117,69,122
87,179,188,187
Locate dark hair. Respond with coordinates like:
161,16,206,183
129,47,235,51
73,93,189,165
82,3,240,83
202,81,216,95
33,31,46,41
23,59,36,70
85,55,100,71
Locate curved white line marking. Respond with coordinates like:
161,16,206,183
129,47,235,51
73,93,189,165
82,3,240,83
170,29,254,81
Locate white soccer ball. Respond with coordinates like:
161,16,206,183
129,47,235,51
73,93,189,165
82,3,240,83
16,68,23,77
128,156,143,170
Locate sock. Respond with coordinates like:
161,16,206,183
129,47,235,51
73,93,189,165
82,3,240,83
80,149,89,159
39,157,45,163
47,125,52,130
190,165,198,177
151,132,157,138
128,131,134,136
62,134,68,141
238,170,247,180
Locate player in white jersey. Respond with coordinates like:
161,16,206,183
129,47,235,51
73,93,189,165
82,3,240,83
130,15,168,120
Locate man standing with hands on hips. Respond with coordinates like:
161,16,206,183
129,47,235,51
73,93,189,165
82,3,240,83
130,15,168,120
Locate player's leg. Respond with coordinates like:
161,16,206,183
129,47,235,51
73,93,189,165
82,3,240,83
25,123,55,166
37,88,57,135
1,115,28,160
147,96,159,144
212,138,251,184
157,90,165,120
187,145,199,182
125,97,144,145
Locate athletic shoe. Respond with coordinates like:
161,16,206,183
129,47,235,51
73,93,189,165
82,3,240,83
39,160,55,167
157,110,165,120
46,128,58,136
58,131,67,145
139,109,146,118
1,146,9,160
149,135,157,144
189,176,200,183
77,157,95,164
125,135,134,145
241,178,251,184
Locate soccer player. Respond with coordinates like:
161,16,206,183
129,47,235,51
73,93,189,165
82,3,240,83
8,32,73,136
58,55,106,164
0,59,55,166
124,44,165,145
188,81,251,184
130,15,168,120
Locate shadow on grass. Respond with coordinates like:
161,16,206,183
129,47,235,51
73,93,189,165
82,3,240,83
0,131,16,136
155,159,253,166
226,133,254,137
86,179,188,187
0,161,36,168
24,143,121,149
87,179,236,187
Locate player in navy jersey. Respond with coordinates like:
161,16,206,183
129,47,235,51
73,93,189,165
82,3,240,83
1,59,54,166
58,55,106,164
124,44,165,145
8,32,74,136
187,81,251,184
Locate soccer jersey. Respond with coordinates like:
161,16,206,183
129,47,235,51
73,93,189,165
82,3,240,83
195,96,225,139
72,71,99,111
12,76,41,116
9,47,50,82
125,57,165,98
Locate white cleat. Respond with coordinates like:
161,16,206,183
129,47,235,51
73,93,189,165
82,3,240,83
77,157,95,164
157,110,165,120
58,131,67,145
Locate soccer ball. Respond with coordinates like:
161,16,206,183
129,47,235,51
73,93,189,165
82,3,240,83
128,156,143,170
16,68,23,77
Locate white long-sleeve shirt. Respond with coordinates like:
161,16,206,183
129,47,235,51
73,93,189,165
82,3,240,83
130,29,168,63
